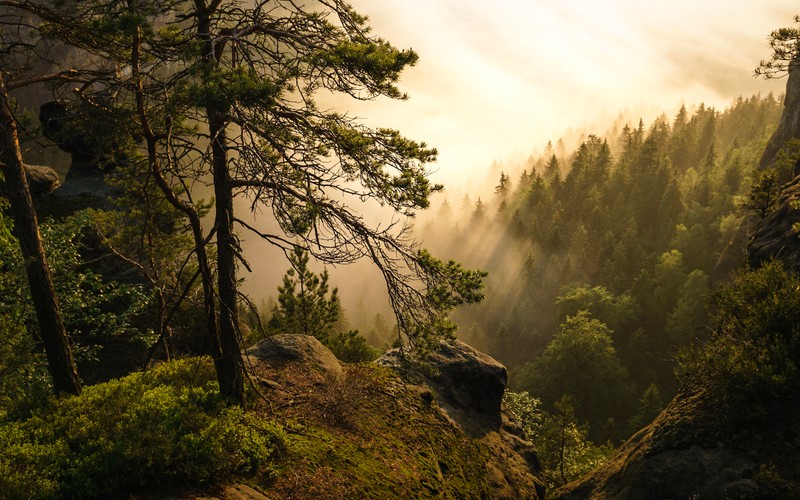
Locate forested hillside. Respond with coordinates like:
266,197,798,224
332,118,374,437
421,94,787,442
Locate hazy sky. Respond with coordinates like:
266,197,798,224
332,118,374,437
242,1,798,305
334,0,796,190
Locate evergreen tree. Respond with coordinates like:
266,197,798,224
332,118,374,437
627,383,663,433
269,247,340,342
17,0,485,402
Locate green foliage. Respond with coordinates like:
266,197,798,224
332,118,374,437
627,383,664,433
0,314,52,422
755,15,800,78
434,94,781,439
514,312,634,440
268,247,379,362
269,247,341,341
555,284,638,336
678,262,800,416
0,204,155,409
742,168,781,218
91,159,215,359
41,211,153,348
0,357,284,498
504,391,613,490
417,249,487,312
324,330,381,363
18,0,485,369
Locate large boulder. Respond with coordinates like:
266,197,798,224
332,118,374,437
377,340,545,500
0,162,61,197
245,334,343,379
24,163,61,195
377,340,507,437
554,389,765,499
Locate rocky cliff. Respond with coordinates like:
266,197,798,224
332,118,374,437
748,170,800,270
748,57,800,269
758,59,800,170
231,335,545,499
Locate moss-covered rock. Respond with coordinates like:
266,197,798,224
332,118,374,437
248,336,545,499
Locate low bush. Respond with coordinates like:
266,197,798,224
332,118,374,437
0,357,284,499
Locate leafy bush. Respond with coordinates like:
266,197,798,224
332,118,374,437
0,209,155,381
678,261,800,415
0,313,52,422
504,390,612,490
0,357,284,498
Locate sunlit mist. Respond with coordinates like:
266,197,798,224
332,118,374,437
242,0,797,314
337,0,795,192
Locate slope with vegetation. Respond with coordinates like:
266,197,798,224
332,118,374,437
554,15,800,496
1,336,545,498
423,93,786,447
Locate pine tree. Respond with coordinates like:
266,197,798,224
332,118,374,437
269,247,340,342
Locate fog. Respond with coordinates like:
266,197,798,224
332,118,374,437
337,0,794,191
241,1,797,330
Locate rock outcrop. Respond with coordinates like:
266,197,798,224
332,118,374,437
758,59,800,170
242,335,544,499
35,100,114,208
749,59,800,272
0,162,61,197
377,340,507,437
24,163,61,195
378,340,545,499
554,389,760,499
245,334,343,379
748,174,800,270
40,100,108,173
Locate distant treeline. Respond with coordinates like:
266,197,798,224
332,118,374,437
421,93,786,441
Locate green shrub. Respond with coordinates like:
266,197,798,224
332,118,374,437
0,313,52,422
325,330,382,363
678,261,800,415
0,357,284,498
503,390,613,490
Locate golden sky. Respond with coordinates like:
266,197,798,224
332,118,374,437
339,0,796,189
241,1,798,303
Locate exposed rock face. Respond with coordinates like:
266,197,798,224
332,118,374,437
378,340,507,437
748,174,800,270
378,340,545,499
39,100,103,172
758,59,800,170
554,389,760,500
30,101,115,210
0,163,61,197
749,63,800,271
245,334,343,378
243,335,544,498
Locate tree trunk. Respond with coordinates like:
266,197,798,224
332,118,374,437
197,8,244,404
0,76,81,396
209,108,244,404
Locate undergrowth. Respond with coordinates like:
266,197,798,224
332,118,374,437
0,357,285,499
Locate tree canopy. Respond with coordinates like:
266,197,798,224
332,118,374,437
1,0,485,403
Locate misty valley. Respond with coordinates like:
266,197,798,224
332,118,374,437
2,1,800,499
